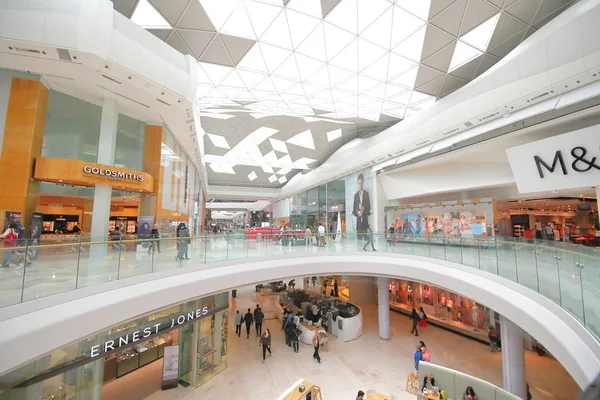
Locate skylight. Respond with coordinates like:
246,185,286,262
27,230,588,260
461,13,500,52
131,0,170,29
248,171,257,181
327,128,342,142
449,41,482,72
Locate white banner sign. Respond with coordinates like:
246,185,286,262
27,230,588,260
506,125,600,193
162,345,180,382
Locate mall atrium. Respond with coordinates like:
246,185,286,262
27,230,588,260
0,0,599,399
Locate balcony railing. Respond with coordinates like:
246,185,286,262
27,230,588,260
1,232,598,340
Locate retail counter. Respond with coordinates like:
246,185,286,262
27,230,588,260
103,335,172,382
277,379,319,400
298,321,328,348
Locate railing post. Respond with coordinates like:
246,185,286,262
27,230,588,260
75,234,82,288
460,234,464,264
20,239,29,303
513,237,518,283
476,236,481,270
494,235,499,276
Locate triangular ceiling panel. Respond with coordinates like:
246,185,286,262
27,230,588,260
361,6,393,49
177,30,215,58
149,0,189,26
244,1,281,38
324,22,357,61
147,28,172,41
176,0,215,31
199,0,238,31
166,32,191,56
326,0,358,35
422,41,456,72
390,6,426,49
439,74,468,97
321,0,343,18
415,75,445,97
220,2,256,40
506,0,542,25
296,23,327,62
393,25,427,61
220,34,256,66
287,0,322,18
357,0,392,34
236,42,269,73
487,13,527,49
430,0,468,37
448,54,483,81
286,9,321,49
459,0,499,35
414,64,444,87
420,25,455,61
260,10,293,50
199,35,233,66
429,0,461,19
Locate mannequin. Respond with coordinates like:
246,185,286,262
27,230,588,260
440,294,447,320
407,285,413,304
471,302,479,331
446,297,454,320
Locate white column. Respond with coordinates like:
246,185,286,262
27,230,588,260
90,98,118,256
191,320,199,386
500,315,527,398
377,277,390,340
213,311,223,367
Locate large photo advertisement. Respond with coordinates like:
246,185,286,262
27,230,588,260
345,169,374,237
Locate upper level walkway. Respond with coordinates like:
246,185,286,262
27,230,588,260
1,233,598,340
1,233,600,389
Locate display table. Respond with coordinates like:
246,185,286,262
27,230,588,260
418,391,440,400
277,379,320,400
367,394,390,400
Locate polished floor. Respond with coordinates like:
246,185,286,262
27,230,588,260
144,287,579,400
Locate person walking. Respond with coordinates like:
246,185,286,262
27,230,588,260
409,308,421,336
1,223,21,268
234,310,243,337
318,223,325,247
420,340,431,362
312,331,321,363
414,343,423,371
488,325,500,352
333,279,339,297
362,224,376,251
290,323,300,353
149,224,161,254
176,222,190,260
244,308,254,339
259,329,272,363
254,306,264,337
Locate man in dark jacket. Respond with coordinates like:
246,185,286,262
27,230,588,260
290,323,300,353
244,308,254,339
254,306,264,337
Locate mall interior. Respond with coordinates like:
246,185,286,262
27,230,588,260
0,0,600,399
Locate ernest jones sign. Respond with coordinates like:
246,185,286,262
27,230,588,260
505,125,600,193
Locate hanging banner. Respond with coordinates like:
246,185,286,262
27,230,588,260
161,345,180,390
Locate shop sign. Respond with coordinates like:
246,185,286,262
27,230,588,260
83,165,144,182
506,125,600,193
89,306,210,357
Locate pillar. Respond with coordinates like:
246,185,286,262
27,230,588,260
90,98,118,253
500,315,527,398
0,78,48,229
140,123,164,223
377,277,390,340
190,320,199,386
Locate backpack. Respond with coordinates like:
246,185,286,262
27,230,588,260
3,228,18,247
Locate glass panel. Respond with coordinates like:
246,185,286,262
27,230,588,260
514,237,538,290
42,90,102,162
496,236,517,281
460,236,480,269
478,236,498,275
579,246,600,340
555,241,585,321
533,239,561,304
114,114,145,171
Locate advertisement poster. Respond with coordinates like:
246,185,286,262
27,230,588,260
345,169,374,238
139,216,154,237
30,213,43,260
443,211,487,236
3,211,22,231
161,345,180,390
399,214,425,235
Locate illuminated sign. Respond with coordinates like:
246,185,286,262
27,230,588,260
83,165,144,182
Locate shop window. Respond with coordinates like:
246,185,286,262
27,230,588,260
115,114,145,171
42,90,102,162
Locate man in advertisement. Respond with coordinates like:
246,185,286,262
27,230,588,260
352,173,371,239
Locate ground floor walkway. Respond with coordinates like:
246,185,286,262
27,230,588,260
145,286,579,400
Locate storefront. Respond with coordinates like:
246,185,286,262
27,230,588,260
0,293,229,400
0,81,204,242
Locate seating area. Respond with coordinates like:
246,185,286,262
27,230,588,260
417,362,521,400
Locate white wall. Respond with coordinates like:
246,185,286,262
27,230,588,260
0,254,598,389
272,198,290,219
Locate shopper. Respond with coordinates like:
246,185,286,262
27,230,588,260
544,222,554,241
420,341,431,362
149,224,161,254
312,331,321,363
362,224,376,251
462,386,478,400
254,306,264,337
290,323,300,353
244,308,254,339
281,308,289,330
1,223,21,268
305,226,312,246
259,328,272,363
312,276,317,287
333,279,339,297
418,307,428,328
409,308,421,336
176,222,190,259
414,344,423,371
317,223,325,247
234,310,243,337
356,390,365,400
527,383,532,400
488,325,500,352
284,312,294,346
387,224,396,247
422,372,435,389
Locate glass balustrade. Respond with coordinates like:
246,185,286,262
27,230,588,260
0,232,598,339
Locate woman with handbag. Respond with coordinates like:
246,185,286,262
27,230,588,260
259,329,272,363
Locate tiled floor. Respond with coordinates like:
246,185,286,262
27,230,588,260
145,287,579,400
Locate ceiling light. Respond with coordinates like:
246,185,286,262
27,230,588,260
327,129,342,142
248,171,257,181
278,176,288,184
